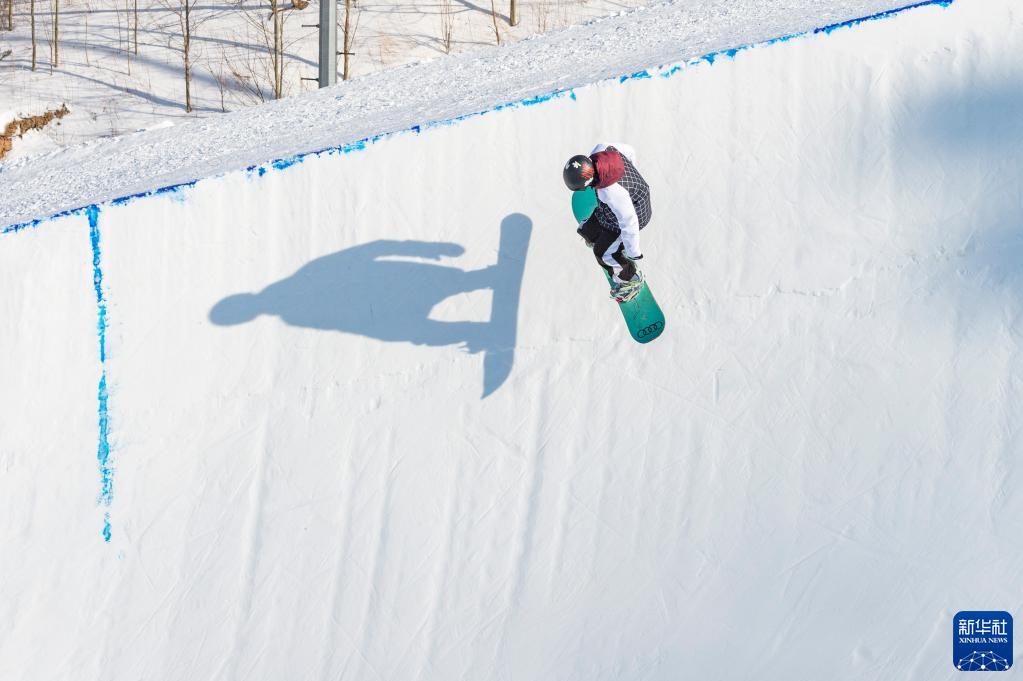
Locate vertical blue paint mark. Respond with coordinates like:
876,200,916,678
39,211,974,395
98,374,112,541
88,205,114,542
89,211,107,363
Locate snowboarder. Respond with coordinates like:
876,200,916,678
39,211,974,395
563,143,652,302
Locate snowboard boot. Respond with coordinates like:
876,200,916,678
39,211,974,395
610,271,644,303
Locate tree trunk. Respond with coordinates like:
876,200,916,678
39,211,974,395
53,0,59,66
439,0,453,54
342,0,351,81
272,0,283,98
31,0,37,69
509,0,517,27
489,0,500,45
183,0,192,111
133,0,138,54
124,0,131,73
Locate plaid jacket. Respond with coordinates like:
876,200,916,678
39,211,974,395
590,144,652,257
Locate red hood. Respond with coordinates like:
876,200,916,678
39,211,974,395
592,149,624,189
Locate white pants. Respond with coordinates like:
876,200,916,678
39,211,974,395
596,233,637,284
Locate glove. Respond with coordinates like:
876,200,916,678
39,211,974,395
624,252,643,262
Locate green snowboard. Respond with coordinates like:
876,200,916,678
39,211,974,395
572,188,665,344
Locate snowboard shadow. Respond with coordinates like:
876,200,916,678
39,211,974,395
209,213,532,398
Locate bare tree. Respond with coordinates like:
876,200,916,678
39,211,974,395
171,0,193,109
231,62,267,103
239,0,306,99
207,53,230,111
340,0,359,80
270,0,303,97
31,0,37,69
180,0,195,109
241,0,278,98
160,0,210,111
133,0,138,54
269,0,282,96
439,0,453,54
489,0,500,45
115,0,131,72
2,0,11,31
52,0,59,67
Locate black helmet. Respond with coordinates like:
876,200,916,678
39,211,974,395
563,154,596,191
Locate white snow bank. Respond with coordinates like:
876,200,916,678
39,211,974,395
2,0,1022,680
4,0,922,228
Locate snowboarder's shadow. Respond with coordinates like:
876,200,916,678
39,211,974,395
209,213,532,397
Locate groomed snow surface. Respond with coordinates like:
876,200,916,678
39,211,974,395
0,0,654,159
2,0,928,228
2,0,1023,679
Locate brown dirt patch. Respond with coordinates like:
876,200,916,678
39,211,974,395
1,104,71,160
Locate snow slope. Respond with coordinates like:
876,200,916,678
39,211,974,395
2,0,1023,679
3,0,923,228
0,0,653,158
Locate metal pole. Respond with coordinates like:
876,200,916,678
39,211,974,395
318,0,336,87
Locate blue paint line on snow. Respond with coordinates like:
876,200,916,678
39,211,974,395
97,373,113,541
701,48,739,65
661,0,952,74
2,0,954,232
4,179,209,230
620,69,651,83
88,205,114,542
521,91,567,106
109,179,199,207
2,204,89,234
88,206,108,363
814,0,952,34
271,156,303,171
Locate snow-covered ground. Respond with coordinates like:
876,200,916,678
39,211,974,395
0,0,648,161
2,0,1023,679
2,0,924,227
